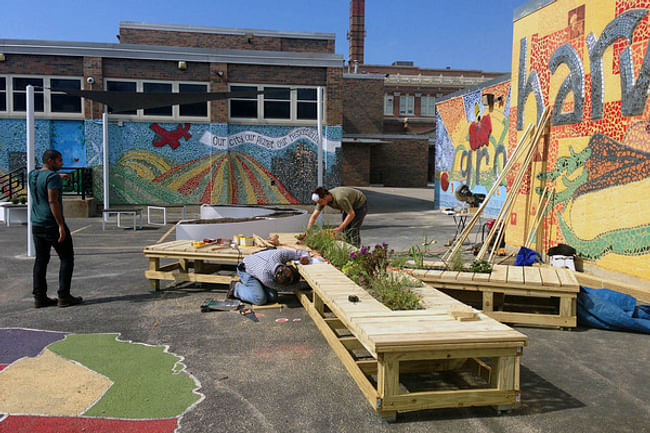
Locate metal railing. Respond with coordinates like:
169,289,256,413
61,167,93,200
0,167,26,202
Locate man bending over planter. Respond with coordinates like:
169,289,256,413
228,248,311,305
306,186,368,247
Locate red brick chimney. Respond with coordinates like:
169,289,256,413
348,0,365,69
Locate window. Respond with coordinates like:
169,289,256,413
297,88,317,120
0,78,6,112
13,77,44,112
399,94,414,115
50,78,81,113
106,80,136,115
229,84,321,123
0,76,82,116
421,96,435,116
179,83,208,117
230,85,258,119
143,82,172,117
384,94,394,115
264,87,290,119
105,79,209,120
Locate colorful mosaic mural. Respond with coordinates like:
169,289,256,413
434,80,511,217
0,119,342,204
511,0,650,279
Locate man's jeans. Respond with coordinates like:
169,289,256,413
342,202,368,247
235,268,278,305
32,225,74,300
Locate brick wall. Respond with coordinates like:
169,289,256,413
103,58,210,81
83,57,103,119
342,143,370,186
370,138,429,187
326,67,343,126
0,55,83,75
228,64,326,86
342,77,383,134
119,28,334,53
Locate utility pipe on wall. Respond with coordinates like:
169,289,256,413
317,86,323,187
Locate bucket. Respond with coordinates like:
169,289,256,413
240,236,254,247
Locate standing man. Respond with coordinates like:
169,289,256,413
306,186,368,247
228,248,311,306
29,149,82,308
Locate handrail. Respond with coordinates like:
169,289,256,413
61,167,93,200
0,167,26,202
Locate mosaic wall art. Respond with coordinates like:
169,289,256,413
511,0,650,279
434,81,512,217
0,119,342,205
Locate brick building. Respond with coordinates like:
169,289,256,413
0,22,344,205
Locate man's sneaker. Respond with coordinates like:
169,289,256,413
57,295,83,308
226,280,238,300
34,297,58,308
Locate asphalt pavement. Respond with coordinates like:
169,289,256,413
0,187,648,432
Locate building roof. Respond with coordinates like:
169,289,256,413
120,21,336,41
0,39,343,68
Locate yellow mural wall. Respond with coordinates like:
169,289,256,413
509,0,650,279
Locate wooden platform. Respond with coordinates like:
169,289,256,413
143,240,262,290
296,262,528,419
409,264,580,327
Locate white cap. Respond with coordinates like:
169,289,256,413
311,193,320,202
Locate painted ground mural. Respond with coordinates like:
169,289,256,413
511,0,650,278
435,79,511,217
0,119,342,205
0,328,202,432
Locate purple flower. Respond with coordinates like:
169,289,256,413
349,252,357,259
382,242,388,247
360,246,369,254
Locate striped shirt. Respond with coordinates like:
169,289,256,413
242,248,310,291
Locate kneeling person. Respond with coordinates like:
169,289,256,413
230,249,311,305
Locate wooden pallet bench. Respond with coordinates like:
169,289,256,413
143,240,263,290
296,262,528,420
409,264,579,328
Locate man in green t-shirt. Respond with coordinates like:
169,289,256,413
29,149,82,308
306,186,368,247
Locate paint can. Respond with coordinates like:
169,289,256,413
233,234,241,244
240,236,254,247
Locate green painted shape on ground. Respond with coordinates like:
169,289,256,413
48,333,200,419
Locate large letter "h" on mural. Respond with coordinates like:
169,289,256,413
517,37,545,130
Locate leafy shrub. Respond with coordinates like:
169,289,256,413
304,229,421,310
470,259,492,273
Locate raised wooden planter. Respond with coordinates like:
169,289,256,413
296,262,528,420
143,240,262,290
409,264,580,328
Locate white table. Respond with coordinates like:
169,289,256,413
147,205,187,226
1,203,27,227
102,208,143,231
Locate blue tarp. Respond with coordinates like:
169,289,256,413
577,286,650,334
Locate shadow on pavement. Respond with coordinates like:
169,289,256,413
360,189,435,214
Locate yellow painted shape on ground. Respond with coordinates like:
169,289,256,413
0,349,112,416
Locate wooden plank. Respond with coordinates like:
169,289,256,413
144,270,233,285
507,266,525,286
487,310,576,327
489,265,508,284
523,267,543,286
382,389,517,412
538,266,561,287
575,273,650,303
554,267,580,289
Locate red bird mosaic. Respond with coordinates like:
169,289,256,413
150,123,191,150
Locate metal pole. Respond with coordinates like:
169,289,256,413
317,86,323,187
26,85,35,257
102,113,109,212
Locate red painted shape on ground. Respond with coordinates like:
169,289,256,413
0,364,7,371
0,415,177,433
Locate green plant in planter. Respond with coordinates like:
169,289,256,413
19,196,27,204
408,235,436,269
367,270,422,311
449,249,464,271
470,259,492,273
11,197,20,204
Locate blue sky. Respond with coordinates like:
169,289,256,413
1,0,530,72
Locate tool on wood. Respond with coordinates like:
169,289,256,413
200,298,241,312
